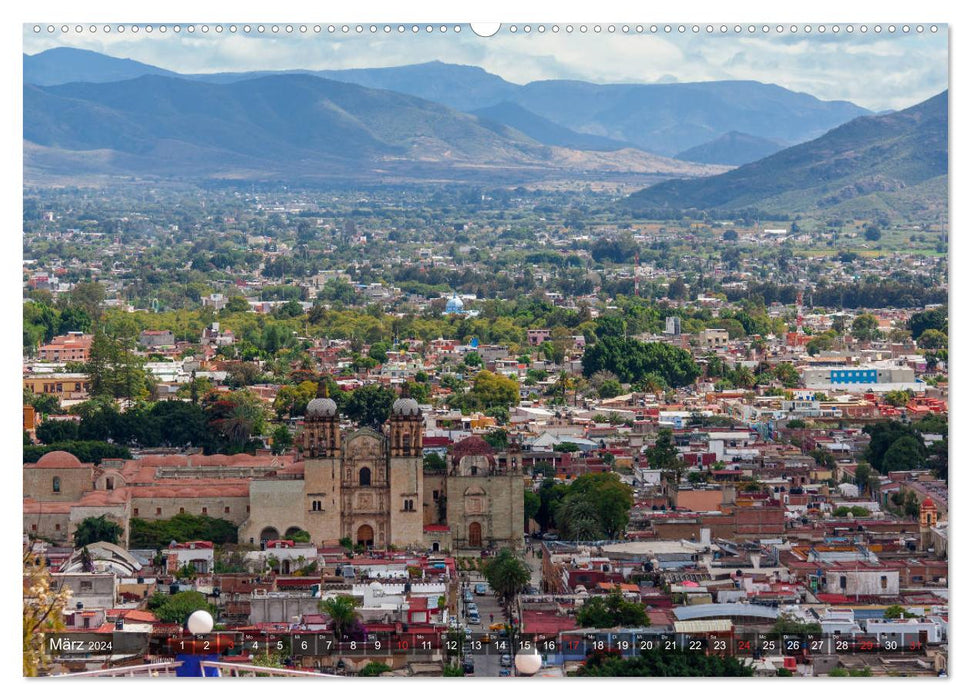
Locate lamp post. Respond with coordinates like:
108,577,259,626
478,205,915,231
173,609,226,677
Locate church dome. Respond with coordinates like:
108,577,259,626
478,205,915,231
33,450,84,468
306,397,338,419
392,398,421,416
921,496,935,508
445,294,464,314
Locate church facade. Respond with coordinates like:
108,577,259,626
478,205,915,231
239,396,525,552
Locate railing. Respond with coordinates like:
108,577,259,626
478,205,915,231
49,661,342,678
200,661,341,677
49,662,183,677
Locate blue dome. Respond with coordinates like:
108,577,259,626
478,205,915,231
445,294,464,313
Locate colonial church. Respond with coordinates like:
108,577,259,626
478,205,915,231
24,390,525,554
239,392,525,552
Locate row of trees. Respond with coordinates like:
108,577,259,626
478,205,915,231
129,514,239,549
34,392,268,455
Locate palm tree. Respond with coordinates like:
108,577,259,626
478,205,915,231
556,497,605,541
319,595,360,640
482,549,530,618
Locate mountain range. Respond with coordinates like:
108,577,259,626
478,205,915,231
625,91,948,218
24,48,871,160
24,73,729,184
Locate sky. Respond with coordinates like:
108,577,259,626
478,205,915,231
21,23,948,112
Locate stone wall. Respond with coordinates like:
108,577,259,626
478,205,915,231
239,479,307,545
24,466,92,502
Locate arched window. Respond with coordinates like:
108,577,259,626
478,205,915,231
52,477,60,493
359,467,371,486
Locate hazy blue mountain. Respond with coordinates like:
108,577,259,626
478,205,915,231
472,101,631,151
25,49,871,156
675,131,787,166
23,47,178,85
507,79,869,156
24,73,725,183
625,91,948,217
314,61,517,112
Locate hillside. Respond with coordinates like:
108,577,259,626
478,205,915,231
472,102,631,151
625,91,948,218
675,131,786,166
24,50,870,157
23,73,726,184
23,47,178,85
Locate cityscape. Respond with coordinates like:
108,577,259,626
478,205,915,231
22,22,949,679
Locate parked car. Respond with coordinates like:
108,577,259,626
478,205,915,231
500,654,512,667
474,583,488,595
499,668,511,677
462,659,475,673
468,614,480,624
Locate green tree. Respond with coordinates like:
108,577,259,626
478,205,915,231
884,389,912,407
883,605,916,620
73,515,123,547
359,661,391,676
536,479,568,532
907,307,947,340
319,595,361,640
482,549,530,614
645,428,683,485
917,329,947,350
271,424,293,455
69,281,106,321
343,383,396,429
129,514,238,549
148,590,216,625
25,390,61,416
524,491,540,530
863,421,926,474
575,587,649,628
368,341,390,364
556,495,605,540
575,648,753,677
599,379,624,399
851,313,882,342
36,420,79,445
882,435,924,472
582,338,699,387
555,472,633,540
468,370,520,411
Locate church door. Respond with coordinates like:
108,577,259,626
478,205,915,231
357,524,374,547
468,522,482,548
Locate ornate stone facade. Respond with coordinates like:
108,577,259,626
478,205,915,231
241,399,524,552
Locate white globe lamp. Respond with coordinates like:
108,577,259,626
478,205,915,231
514,649,543,676
186,609,215,635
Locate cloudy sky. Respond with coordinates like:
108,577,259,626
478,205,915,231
23,23,948,112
